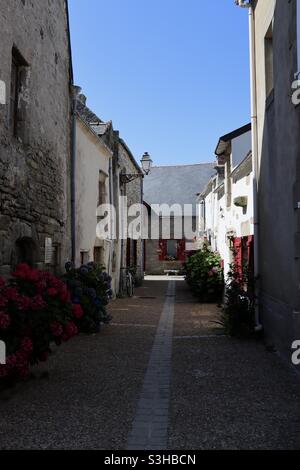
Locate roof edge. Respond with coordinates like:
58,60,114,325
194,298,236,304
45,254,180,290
215,123,251,156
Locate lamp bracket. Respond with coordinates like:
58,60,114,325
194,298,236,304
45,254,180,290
120,173,143,185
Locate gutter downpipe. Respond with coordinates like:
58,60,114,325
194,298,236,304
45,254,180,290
71,85,81,265
109,156,115,278
249,4,263,331
140,174,144,280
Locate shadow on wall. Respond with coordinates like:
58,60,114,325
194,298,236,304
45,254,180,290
257,0,300,360
14,237,38,268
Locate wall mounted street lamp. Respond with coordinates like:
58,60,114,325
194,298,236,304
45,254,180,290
120,152,153,184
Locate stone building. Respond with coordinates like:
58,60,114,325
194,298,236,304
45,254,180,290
74,98,144,294
0,0,73,275
237,0,300,363
115,138,144,290
143,164,214,275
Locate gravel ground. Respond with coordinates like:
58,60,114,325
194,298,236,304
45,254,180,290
169,281,300,450
0,281,167,450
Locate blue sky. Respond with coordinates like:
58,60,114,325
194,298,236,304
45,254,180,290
68,0,250,166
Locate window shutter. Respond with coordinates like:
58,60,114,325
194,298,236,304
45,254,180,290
177,240,186,262
289,0,297,50
158,240,166,261
233,237,243,280
247,235,254,275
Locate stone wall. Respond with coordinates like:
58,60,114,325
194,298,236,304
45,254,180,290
118,141,143,284
0,0,72,275
145,239,184,275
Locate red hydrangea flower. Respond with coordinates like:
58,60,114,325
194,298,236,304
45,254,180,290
72,304,84,320
20,337,33,354
48,277,64,290
31,295,46,311
36,281,47,293
16,295,31,311
27,269,41,282
12,263,31,280
50,321,63,338
4,287,19,302
63,321,78,341
0,296,8,309
0,312,10,329
60,286,71,303
47,288,58,297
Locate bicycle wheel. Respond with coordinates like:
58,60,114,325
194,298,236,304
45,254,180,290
127,273,134,297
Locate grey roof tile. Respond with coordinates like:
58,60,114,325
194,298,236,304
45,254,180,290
144,164,215,214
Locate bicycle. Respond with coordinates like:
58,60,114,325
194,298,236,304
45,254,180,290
121,267,135,297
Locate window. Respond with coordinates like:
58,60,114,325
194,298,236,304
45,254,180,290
265,23,274,98
80,251,89,265
94,247,104,266
98,180,106,206
166,240,178,259
0,80,5,105
10,47,28,136
10,55,19,134
97,173,107,224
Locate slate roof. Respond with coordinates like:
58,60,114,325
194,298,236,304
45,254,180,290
76,100,103,125
144,163,215,215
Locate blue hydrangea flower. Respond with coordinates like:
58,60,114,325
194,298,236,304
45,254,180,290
79,265,89,275
65,261,74,272
88,288,97,299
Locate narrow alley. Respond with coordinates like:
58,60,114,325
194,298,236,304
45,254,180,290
0,278,300,450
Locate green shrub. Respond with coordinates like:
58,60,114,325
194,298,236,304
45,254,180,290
185,245,224,302
220,264,255,338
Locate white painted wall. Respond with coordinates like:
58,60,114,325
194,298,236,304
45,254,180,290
76,117,112,271
252,0,276,177
232,131,252,169
199,156,253,279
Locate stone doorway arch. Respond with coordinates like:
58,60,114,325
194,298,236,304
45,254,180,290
15,237,38,267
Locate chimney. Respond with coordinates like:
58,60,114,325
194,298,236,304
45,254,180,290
78,94,87,106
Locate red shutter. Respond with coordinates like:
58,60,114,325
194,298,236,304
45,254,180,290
177,240,186,262
247,235,254,275
233,237,243,280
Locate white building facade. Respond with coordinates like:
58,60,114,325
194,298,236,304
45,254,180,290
75,108,113,275
199,124,253,280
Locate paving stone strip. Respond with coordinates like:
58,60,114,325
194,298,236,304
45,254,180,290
127,281,175,450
